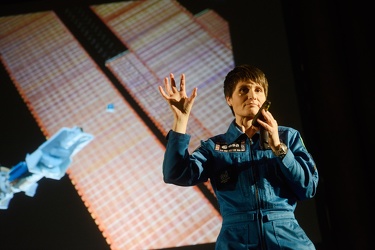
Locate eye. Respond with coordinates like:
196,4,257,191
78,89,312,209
239,87,249,94
255,86,263,93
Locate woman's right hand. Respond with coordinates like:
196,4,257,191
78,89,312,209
158,73,197,121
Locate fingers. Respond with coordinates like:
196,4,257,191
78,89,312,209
158,85,168,99
170,73,176,90
261,109,274,123
188,87,198,102
263,108,274,118
160,73,197,100
164,74,174,95
180,73,185,92
161,73,185,92
171,73,185,93
259,110,278,138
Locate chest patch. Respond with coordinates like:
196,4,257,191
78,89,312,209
214,140,246,152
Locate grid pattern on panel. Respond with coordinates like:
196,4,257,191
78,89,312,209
0,7,222,250
104,54,222,249
195,9,232,49
94,0,235,151
106,53,168,132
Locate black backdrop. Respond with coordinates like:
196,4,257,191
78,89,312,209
0,0,374,249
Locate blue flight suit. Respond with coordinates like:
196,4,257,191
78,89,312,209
163,120,318,250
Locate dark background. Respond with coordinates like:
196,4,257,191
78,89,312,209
0,0,374,249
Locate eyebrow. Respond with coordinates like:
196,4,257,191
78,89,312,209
237,82,262,88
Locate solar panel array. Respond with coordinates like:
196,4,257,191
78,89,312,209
0,1,235,249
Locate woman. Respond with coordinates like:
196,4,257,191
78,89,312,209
158,64,318,249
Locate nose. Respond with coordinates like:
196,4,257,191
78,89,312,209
247,89,257,100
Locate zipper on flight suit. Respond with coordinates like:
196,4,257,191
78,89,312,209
249,138,266,250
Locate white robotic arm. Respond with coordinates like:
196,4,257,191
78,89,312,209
0,126,94,209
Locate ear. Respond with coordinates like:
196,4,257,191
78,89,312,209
226,96,232,107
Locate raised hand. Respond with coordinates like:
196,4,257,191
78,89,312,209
158,73,197,119
158,73,197,133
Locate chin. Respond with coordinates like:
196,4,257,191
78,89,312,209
246,109,258,116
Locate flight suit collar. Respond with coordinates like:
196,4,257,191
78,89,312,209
225,119,260,145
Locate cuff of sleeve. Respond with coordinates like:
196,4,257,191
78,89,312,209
166,130,191,141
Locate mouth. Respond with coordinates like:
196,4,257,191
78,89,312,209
244,102,259,108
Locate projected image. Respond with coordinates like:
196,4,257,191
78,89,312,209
0,0,235,249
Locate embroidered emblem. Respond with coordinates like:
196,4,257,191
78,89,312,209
220,171,230,184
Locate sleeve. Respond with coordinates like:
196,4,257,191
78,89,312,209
162,130,210,186
279,128,319,200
